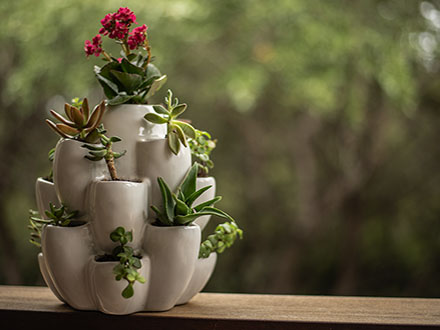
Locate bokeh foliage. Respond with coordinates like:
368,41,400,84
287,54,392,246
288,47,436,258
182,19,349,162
1,0,440,296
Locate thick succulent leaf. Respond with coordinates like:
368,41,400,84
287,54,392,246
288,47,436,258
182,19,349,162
108,94,135,105
198,206,235,222
185,185,213,206
50,110,75,126
145,75,167,99
174,120,196,139
180,163,198,199
81,143,104,151
86,101,106,130
144,113,167,124
113,150,127,159
64,104,74,121
110,70,143,94
81,98,89,120
173,194,192,216
152,104,169,115
157,177,176,224
121,58,144,75
109,136,122,143
70,106,84,127
122,283,134,298
56,123,80,136
173,123,187,147
150,205,171,226
171,104,187,118
193,196,222,211
168,131,180,155
46,119,69,138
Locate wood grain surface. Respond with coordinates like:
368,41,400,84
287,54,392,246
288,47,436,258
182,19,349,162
1,285,439,329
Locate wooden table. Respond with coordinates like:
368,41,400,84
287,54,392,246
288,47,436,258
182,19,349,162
1,286,439,329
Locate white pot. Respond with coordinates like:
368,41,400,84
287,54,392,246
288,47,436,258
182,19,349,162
176,252,217,305
53,139,108,216
102,104,167,179
37,252,65,303
41,223,95,310
35,178,59,218
143,222,201,311
88,256,150,315
194,177,216,231
137,139,191,214
88,180,147,254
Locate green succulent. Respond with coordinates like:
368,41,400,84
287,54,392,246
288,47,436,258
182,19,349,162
188,129,217,177
144,89,197,155
199,221,243,258
46,98,106,143
151,163,234,226
109,227,146,299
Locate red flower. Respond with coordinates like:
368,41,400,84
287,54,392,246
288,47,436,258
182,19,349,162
127,24,148,50
98,7,136,40
84,34,103,57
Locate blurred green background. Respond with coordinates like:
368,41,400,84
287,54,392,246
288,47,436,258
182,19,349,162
1,0,440,297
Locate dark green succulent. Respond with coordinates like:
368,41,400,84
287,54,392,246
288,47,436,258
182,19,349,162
151,163,234,226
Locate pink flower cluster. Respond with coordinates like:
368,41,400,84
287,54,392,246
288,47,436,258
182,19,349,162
127,25,148,50
84,34,102,57
84,7,148,57
99,7,136,40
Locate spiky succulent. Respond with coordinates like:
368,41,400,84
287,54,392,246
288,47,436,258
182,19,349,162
144,89,196,155
151,163,234,226
46,98,106,143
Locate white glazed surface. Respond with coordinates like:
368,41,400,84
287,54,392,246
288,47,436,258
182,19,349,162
35,178,59,218
37,252,65,303
176,252,217,305
102,104,167,179
143,222,201,311
88,180,147,254
137,139,191,213
89,256,150,315
53,139,108,215
41,224,95,310
194,177,216,231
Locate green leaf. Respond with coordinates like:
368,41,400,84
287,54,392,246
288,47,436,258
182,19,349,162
198,206,235,222
173,194,192,216
110,70,143,94
145,63,161,80
174,213,204,225
84,155,102,161
180,163,198,199
193,196,222,211
122,283,134,298
185,186,213,207
121,58,144,75
153,105,169,115
145,75,167,99
144,113,168,124
94,71,119,98
174,121,197,139
113,150,127,159
171,104,187,118
109,136,122,143
168,131,180,155
157,177,176,224
173,123,188,147
126,53,137,61
107,94,135,105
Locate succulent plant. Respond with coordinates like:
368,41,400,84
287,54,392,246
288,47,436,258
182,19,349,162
46,98,106,143
109,227,146,299
199,221,243,259
151,163,234,226
144,89,197,155
189,129,217,177
82,127,126,181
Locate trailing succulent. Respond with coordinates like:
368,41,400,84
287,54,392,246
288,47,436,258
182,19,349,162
84,7,167,105
46,98,106,143
28,203,79,248
106,227,146,299
188,129,217,177
144,89,197,155
151,163,234,226
82,127,126,181
199,222,243,258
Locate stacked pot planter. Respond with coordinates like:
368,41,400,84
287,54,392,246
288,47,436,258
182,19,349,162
35,104,217,314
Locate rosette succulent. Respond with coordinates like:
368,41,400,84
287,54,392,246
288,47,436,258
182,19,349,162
84,7,167,105
46,98,105,143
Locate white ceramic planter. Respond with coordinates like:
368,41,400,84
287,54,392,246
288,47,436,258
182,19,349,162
102,104,167,179
37,252,65,303
53,139,108,216
88,180,147,254
35,178,59,218
194,177,216,231
88,256,150,315
41,223,95,310
176,252,217,305
137,139,191,213
143,222,201,311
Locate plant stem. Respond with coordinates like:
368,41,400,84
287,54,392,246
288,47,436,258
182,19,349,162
102,51,112,62
106,156,118,180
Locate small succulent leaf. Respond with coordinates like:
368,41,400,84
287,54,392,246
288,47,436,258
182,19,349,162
110,231,120,242
193,196,222,212
84,155,102,161
90,149,107,158
144,113,168,124
126,230,133,243
173,123,188,147
56,123,80,136
46,120,69,138
180,163,198,199
171,104,187,118
81,98,89,121
152,105,169,115
113,150,127,159
109,136,122,143
132,258,141,269
81,143,104,151
70,106,84,127
174,121,197,139
168,131,180,155
49,110,75,126
137,275,146,284
185,186,213,206
64,103,74,121
122,283,134,298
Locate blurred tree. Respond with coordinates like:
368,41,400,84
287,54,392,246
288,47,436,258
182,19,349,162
0,0,439,297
